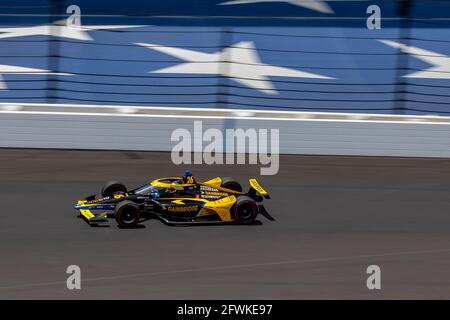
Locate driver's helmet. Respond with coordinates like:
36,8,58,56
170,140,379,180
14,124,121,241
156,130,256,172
182,169,195,184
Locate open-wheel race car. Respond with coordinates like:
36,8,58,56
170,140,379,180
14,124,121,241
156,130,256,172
74,170,272,228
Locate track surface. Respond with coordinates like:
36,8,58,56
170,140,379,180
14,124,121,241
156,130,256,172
2,149,450,299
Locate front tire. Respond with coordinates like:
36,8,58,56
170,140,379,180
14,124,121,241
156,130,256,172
233,196,258,224
102,181,127,197
114,200,141,228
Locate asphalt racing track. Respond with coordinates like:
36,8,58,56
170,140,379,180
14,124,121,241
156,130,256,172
2,149,450,299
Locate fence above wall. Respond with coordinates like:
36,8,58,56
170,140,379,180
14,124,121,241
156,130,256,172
0,1,449,115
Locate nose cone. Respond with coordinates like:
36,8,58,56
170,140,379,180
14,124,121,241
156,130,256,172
74,201,87,210
74,199,88,210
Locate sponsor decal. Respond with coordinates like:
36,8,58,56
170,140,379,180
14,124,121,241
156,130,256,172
167,205,199,212
202,191,229,197
200,186,219,192
201,195,222,200
212,195,236,205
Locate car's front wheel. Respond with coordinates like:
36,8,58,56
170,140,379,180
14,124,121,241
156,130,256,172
114,200,141,228
102,181,127,197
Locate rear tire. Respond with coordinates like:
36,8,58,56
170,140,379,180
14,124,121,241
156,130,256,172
102,181,127,197
233,196,258,224
221,177,243,192
114,200,141,228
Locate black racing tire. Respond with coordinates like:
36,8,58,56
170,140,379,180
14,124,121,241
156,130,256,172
232,196,258,224
102,181,127,197
114,200,141,228
221,177,243,192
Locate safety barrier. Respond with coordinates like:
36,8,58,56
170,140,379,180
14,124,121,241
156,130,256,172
1,103,450,158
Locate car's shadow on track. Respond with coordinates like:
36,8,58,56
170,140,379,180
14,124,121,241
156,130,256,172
140,217,268,227
157,220,264,227
117,224,146,229
82,214,275,229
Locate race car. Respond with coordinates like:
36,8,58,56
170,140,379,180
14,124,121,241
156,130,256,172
73,170,271,228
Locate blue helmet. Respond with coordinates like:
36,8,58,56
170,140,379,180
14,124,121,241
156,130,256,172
182,169,194,183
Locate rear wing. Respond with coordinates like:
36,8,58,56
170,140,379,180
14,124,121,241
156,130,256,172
248,179,270,199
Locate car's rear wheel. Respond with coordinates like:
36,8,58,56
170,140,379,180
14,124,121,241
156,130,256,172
102,181,127,197
233,196,258,224
114,200,141,228
221,177,243,192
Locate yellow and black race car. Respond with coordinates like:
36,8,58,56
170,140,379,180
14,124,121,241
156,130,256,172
74,170,271,228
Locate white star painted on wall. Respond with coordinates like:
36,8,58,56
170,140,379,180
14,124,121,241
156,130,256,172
0,20,140,91
0,64,60,90
379,40,450,79
136,41,333,94
0,20,141,41
218,0,334,14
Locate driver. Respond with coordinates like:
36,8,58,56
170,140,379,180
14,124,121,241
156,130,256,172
182,169,195,184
